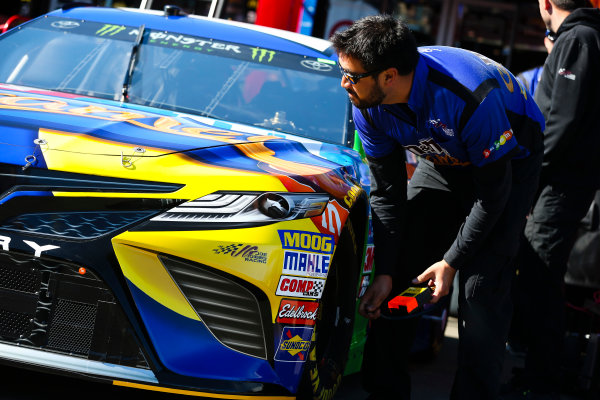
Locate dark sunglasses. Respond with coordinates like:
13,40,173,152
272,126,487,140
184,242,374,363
339,64,381,84
545,29,556,42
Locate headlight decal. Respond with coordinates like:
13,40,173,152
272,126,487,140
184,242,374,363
140,191,329,230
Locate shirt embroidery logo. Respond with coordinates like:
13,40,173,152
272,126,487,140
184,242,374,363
483,129,513,158
427,119,455,136
404,138,470,166
558,68,576,81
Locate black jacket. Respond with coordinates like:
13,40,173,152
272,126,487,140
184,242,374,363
534,8,600,187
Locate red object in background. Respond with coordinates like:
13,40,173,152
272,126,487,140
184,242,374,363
255,0,303,32
1,15,29,33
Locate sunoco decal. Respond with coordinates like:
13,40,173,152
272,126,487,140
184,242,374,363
276,276,325,299
274,326,313,362
277,299,319,326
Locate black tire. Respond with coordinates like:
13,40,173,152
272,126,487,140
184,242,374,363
296,222,361,400
409,291,451,362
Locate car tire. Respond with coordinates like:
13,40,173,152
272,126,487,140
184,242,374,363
296,221,361,400
409,291,451,362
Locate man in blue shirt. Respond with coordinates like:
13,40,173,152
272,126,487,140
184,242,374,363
331,15,544,400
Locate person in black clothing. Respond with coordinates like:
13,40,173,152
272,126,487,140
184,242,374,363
515,31,554,98
511,1,600,399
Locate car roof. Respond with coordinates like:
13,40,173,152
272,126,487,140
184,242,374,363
44,6,336,59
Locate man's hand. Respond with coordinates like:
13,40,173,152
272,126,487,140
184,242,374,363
359,274,393,319
412,260,456,303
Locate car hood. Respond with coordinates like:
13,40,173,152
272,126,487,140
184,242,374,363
0,84,285,158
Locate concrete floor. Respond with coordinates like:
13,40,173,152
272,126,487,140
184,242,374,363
335,317,588,400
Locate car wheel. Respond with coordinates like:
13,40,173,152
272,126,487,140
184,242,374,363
409,290,451,362
296,222,361,400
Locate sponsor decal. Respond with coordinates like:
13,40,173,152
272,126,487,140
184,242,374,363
427,119,455,136
300,59,333,72
282,251,330,278
274,326,313,362
558,68,576,81
359,275,370,298
483,129,513,158
96,24,126,36
344,185,363,208
404,138,444,157
276,299,319,325
424,153,470,166
51,20,80,29
405,138,470,166
251,48,276,63
276,276,325,299
278,230,334,255
314,200,348,240
146,31,242,53
363,245,374,273
0,235,59,257
474,53,515,93
212,243,267,263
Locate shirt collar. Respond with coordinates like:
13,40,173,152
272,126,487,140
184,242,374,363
407,54,428,114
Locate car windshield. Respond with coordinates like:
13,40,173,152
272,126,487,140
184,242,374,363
0,16,350,145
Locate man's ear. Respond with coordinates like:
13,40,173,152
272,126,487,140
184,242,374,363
382,67,396,84
544,0,553,12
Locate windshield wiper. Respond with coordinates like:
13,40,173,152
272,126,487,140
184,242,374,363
121,24,145,102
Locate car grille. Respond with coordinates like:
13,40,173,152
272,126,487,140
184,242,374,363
160,256,268,359
0,251,149,368
0,211,155,239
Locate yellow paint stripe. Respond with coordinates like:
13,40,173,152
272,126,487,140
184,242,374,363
112,380,295,399
113,243,199,320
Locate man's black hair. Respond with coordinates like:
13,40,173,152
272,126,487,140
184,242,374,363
551,0,592,11
330,14,419,76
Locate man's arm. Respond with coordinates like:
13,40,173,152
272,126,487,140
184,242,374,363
444,155,513,268
413,155,513,302
538,37,597,164
358,146,407,319
367,145,407,276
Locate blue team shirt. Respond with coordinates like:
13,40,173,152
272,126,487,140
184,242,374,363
354,46,545,167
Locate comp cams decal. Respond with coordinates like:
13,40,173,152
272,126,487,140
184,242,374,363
276,276,325,299
274,326,313,362
276,299,319,326
279,230,334,279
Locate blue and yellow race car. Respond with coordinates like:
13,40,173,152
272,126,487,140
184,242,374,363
0,4,376,399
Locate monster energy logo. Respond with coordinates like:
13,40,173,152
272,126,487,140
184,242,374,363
96,24,127,36
251,48,276,63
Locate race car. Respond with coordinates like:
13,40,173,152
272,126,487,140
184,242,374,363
0,4,375,399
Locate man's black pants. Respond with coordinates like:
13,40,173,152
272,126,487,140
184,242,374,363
362,153,541,400
513,182,596,394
